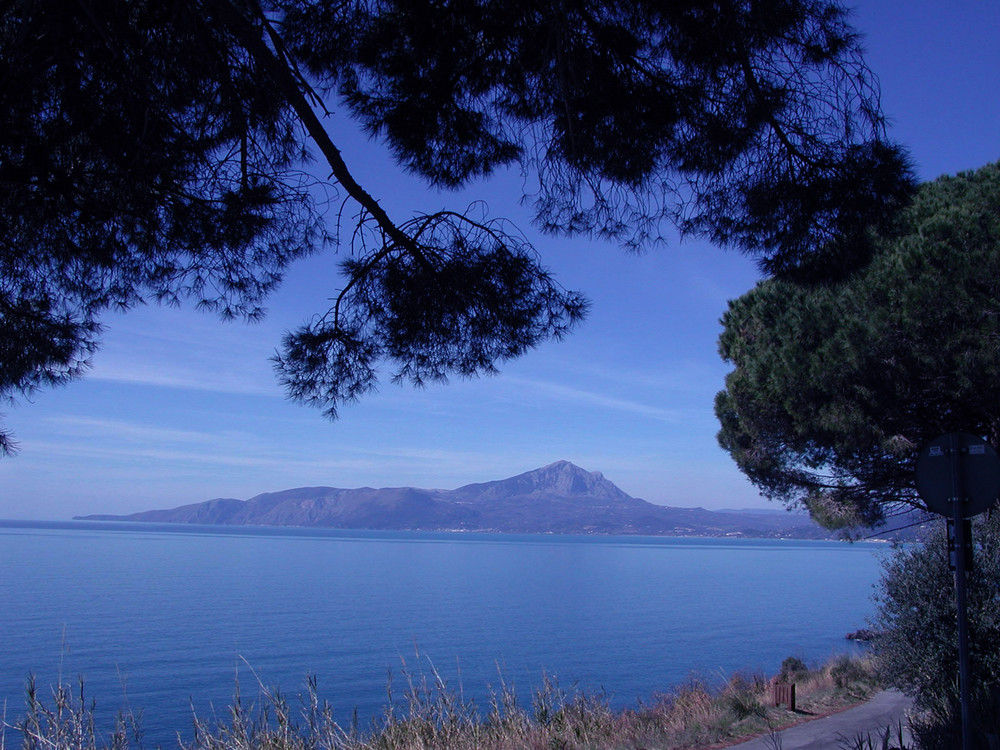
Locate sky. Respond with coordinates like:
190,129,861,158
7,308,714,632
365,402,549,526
3,0,999,520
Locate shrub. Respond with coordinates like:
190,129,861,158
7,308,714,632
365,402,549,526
724,689,766,721
721,672,767,720
778,656,808,683
828,655,872,691
871,510,1000,743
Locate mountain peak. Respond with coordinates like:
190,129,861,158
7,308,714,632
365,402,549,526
541,459,593,474
465,460,632,502
530,461,609,493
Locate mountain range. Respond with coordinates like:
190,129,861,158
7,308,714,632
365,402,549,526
76,460,855,539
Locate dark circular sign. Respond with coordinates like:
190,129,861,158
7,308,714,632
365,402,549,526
915,432,1000,518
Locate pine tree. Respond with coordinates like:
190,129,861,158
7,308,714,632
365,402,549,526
1,0,914,452
717,162,1000,528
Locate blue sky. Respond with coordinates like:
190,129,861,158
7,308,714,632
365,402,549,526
3,0,998,520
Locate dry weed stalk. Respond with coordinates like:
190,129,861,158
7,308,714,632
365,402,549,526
4,655,882,750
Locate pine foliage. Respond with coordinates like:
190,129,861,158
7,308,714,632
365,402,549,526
1,0,914,448
716,162,1000,528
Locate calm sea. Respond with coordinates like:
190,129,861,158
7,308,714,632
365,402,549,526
0,521,884,747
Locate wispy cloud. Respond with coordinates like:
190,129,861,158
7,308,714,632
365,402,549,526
86,306,282,396
31,415,557,484
502,375,682,423
35,416,448,467
569,360,730,395
88,361,278,396
41,415,244,446
29,434,366,474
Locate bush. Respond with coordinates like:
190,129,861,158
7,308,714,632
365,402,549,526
723,689,766,721
870,509,1000,744
721,672,767,721
778,656,808,683
828,655,872,691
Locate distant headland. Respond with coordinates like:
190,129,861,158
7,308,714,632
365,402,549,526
76,460,922,540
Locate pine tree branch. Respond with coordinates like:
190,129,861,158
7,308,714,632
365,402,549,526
218,0,431,269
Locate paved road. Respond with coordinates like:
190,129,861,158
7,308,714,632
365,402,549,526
725,690,914,749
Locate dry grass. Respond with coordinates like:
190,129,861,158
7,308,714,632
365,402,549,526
1,655,883,750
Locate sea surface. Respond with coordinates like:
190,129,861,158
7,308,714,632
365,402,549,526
0,521,886,747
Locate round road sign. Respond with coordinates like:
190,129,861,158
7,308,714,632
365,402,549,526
915,432,1000,518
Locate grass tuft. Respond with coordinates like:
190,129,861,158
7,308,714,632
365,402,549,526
3,655,883,750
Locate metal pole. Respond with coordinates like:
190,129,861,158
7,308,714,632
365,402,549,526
950,435,972,750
